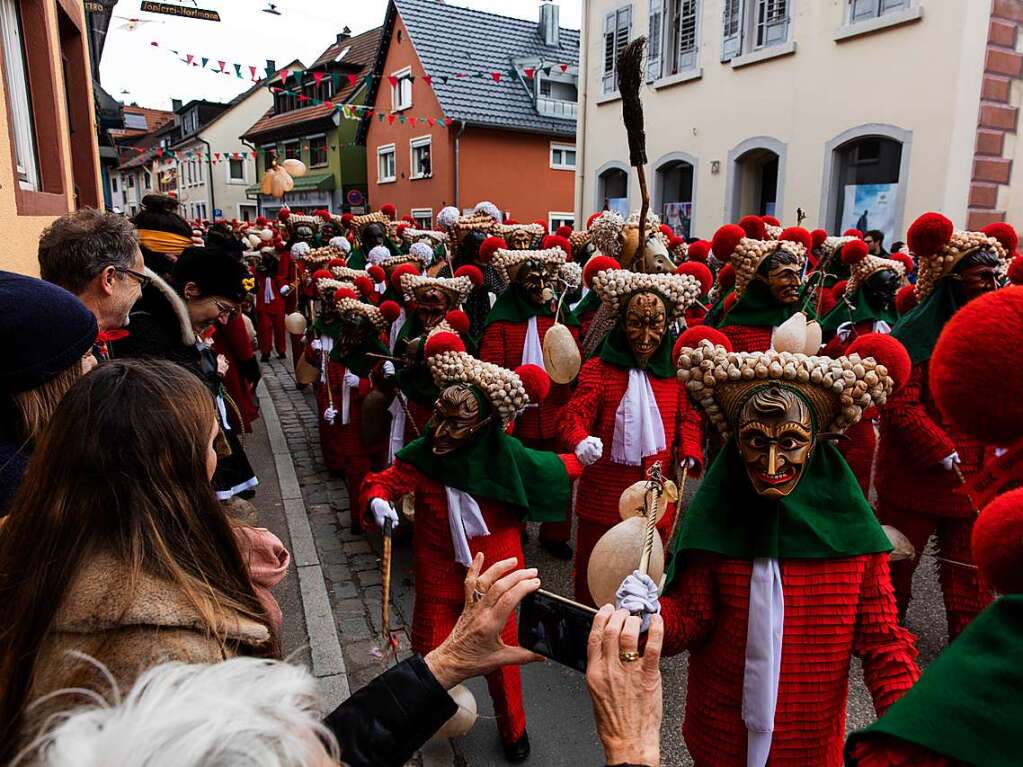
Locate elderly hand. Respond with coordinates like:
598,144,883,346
575,436,604,466
424,554,545,689
615,571,661,632
586,606,663,767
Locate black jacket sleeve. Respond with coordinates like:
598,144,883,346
322,654,457,767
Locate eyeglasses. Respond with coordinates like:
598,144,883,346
213,298,238,318
115,267,152,289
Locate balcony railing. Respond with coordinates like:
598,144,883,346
537,96,577,120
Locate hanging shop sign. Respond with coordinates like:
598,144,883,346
141,1,221,21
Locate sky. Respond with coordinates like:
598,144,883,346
99,0,582,110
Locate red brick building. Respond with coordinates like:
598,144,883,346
361,0,579,230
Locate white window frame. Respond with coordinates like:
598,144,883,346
0,0,39,190
549,212,576,231
111,176,118,193
847,0,910,24
601,5,633,96
391,66,413,112
238,203,257,222
410,207,433,229
835,0,920,40
307,133,328,168
282,139,301,162
409,135,432,180
648,0,702,81
550,142,577,171
143,170,151,190
377,143,396,184
226,156,247,184
721,0,791,62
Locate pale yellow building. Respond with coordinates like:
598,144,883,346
575,0,1023,245
0,0,101,275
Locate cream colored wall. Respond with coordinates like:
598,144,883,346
576,0,990,239
0,0,101,276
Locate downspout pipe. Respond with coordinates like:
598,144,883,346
453,120,466,210
198,135,216,219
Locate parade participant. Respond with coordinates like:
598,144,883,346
130,194,194,278
494,222,545,251
254,245,290,362
573,255,619,342
401,227,450,273
212,303,261,435
804,235,859,315
617,327,919,767
436,214,499,338
110,246,259,501
347,212,394,269
362,333,582,762
559,266,704,604
712,225,811,352
876,213,1013,637
480,246,581,558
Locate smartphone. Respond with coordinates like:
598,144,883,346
518,589,597,673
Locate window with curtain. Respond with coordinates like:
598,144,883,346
0,0,39,190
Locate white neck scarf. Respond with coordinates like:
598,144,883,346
387,396,406,464
522,315,545,369
569,284,589,311
742,557,784,767
444,486,490,566
611,369,666,466
340,376,352,425
318,337,334,383
389,307,407,354
263,275,275,303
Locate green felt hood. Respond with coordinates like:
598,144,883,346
484,283,580,327
891,278,960,364
598,323,676,378
819,284,899,335
720,279,804,329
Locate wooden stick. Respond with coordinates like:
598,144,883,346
381,518,393,640
365,351,403,362
664,463,690,552
638,462,663,576
637,164,650,271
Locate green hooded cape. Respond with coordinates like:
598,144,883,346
483,283,580,328
819,284,899,336
891,278,960,364
719,279,806,329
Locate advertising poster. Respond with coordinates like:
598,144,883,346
663,202,692,238
842,183,897,243
606,197,630,218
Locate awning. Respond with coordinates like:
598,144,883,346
245,172,335,197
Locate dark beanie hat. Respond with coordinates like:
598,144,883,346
0,271,98,393
173,246,250,303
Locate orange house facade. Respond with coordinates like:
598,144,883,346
362,0,579,230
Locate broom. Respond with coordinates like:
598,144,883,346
617,37,650,266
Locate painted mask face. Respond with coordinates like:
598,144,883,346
624,291,668,366
362,222,386,251
320,222,339,241
639,237,676,275
335,309,374,358
863,268,900,312
458,231,486,267
431,384,488,455
514,258,558,305
737,386,814,498
955,254,1000,303
413,285,454,331
295,223,315,243
506,229,535,250
760,257,802,305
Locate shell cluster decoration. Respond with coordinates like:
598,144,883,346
818,236,859,261
451,213,496,243
380,252,429,271
590,269,703,320
350,211,388,236
729,238,807,299
315,277,349,298
329,266,371,283
915,230,1008,301
303,246,343,265
846,254,907,295
676,339,895,437
494,222,545,249
588,210,626,260
569,230,591,252
336,295,389,331
490,247,567,285
428,350,529,427
764,223,783,241
560,261,582,290
399,273,473,305
401,227,449,246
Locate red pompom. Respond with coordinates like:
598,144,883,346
841,239,870,266
659,224,675,239
255,216,268,226
341,212,354,225
505,218,519,225
583,255,620,288
973,488,1023,595
779,226,812,252
396,223,409,237
895,284,918,315
930,287,1023,445
555,225,573,239
380,203,397,218
762,215,782,228
667,236,686,252
389,263,420,291
891,252,915,275
379,300,401,323
717,263,736,290
712,224,746,260
533,219,549,234
672,326,733,362
810,228,828,249
542,234,572,259
454,264,484,287
907,212,954,257
842,228,864,239
354,275,375,297
586,212,602,229
1008,255,1023,285
401,214,414,224
847,333,911,391
981,222,1019,254
723,292,738,313
676,261,713,295
311,269,333,281
333,287,358,302
316,209,331,221
277,208,291,221
686,240,710,262
479,236,508,264
424,331,465,358
515,364,551,404
831,280,848,299
367,292,381,305
328,258,346,268
367,265,386,283
738,215,766,240
444,309,471,335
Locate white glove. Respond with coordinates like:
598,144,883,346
323,406,337,425
342,371,360,389
309,338,323,352
575,435,603,466
615,570,661,632
940,452,961,471
683,457,698,471
370,498,399,530
382,361,396,377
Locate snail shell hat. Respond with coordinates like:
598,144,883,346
401,227,449,247
451,213,496,244
399,273,474,305
350,211,389,238
332,286,397,332
490,247,566,285
906,212,1013,301
494,222,545,249
329,265,371,283
840,239,907,295
711,224,808,300
303,245,342,266
590,268,703,321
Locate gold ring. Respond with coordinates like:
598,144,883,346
472,588,486,603
619,650,640,663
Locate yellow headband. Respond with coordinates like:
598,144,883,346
137,229,193,257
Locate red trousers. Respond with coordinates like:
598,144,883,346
881,506,992,639
257,311,286,356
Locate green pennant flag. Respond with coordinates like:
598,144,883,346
377,112,384,122
437,118,446,127
440,75,449,84
398,114,406,124
233,63,242,78
332,73,341,89
542,65,553,76
200,57,208,68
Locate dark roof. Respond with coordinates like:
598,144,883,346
242,28,382,140
391,0,579,136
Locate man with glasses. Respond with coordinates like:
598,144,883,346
38,209,147,338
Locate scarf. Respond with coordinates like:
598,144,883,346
819,284,899,336
137,228,192,257
483,282,580,328
891,278,961,364
611,369,667,466
720,279,804,330
598,323,677,379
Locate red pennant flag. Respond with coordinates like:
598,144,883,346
156,148,163,157
217,60,226,72
427,117,435,127
524,67,535,79
280,69,289,84
456,72,466,78
214,153,220,161
490,72,501,82
249,65,257,80
387,75,399,87
387,114,396,125
423,75,433,85
560,63,569,72
347,74,357,87
298,94,308,102
186,54,194,65
313,71,325,85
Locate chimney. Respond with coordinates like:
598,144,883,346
539,2,559,47
336,25,351,46
171,98,182,112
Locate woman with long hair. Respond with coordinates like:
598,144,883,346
0,359,278,762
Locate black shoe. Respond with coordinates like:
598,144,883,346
503,732,530,763
260,353,270,362
277,352,287,360
296,382,308,390
540,540,573,561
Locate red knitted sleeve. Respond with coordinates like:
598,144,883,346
559,358,604,450
658,553,716,656
478,322,505,366
559,453,584,481
677,399,704,476
881,364,956,470
358,459,423,524
853,554,920,714
848,736,956,767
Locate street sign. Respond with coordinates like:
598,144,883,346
140,1,221,21
214,208,223,218
346,189,365,207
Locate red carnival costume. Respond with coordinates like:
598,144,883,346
255,245,290,359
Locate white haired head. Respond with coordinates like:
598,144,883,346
290,241,311,258
473,201,502,223
437,206,460,230
367,245,391,266
27,658,338,767
409,241,434,267
328,236,351,254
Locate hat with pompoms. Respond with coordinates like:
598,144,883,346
334,286,392,331
490,246,566,285
908,212,1011,300
451,213,496,244
686,240,710,263
495,222,544,250
399,273,474,306
676,261,713,297
590,269,702,321
972,489,1023,595
711,224,807,300
841,238,907,295
401,227,449,248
